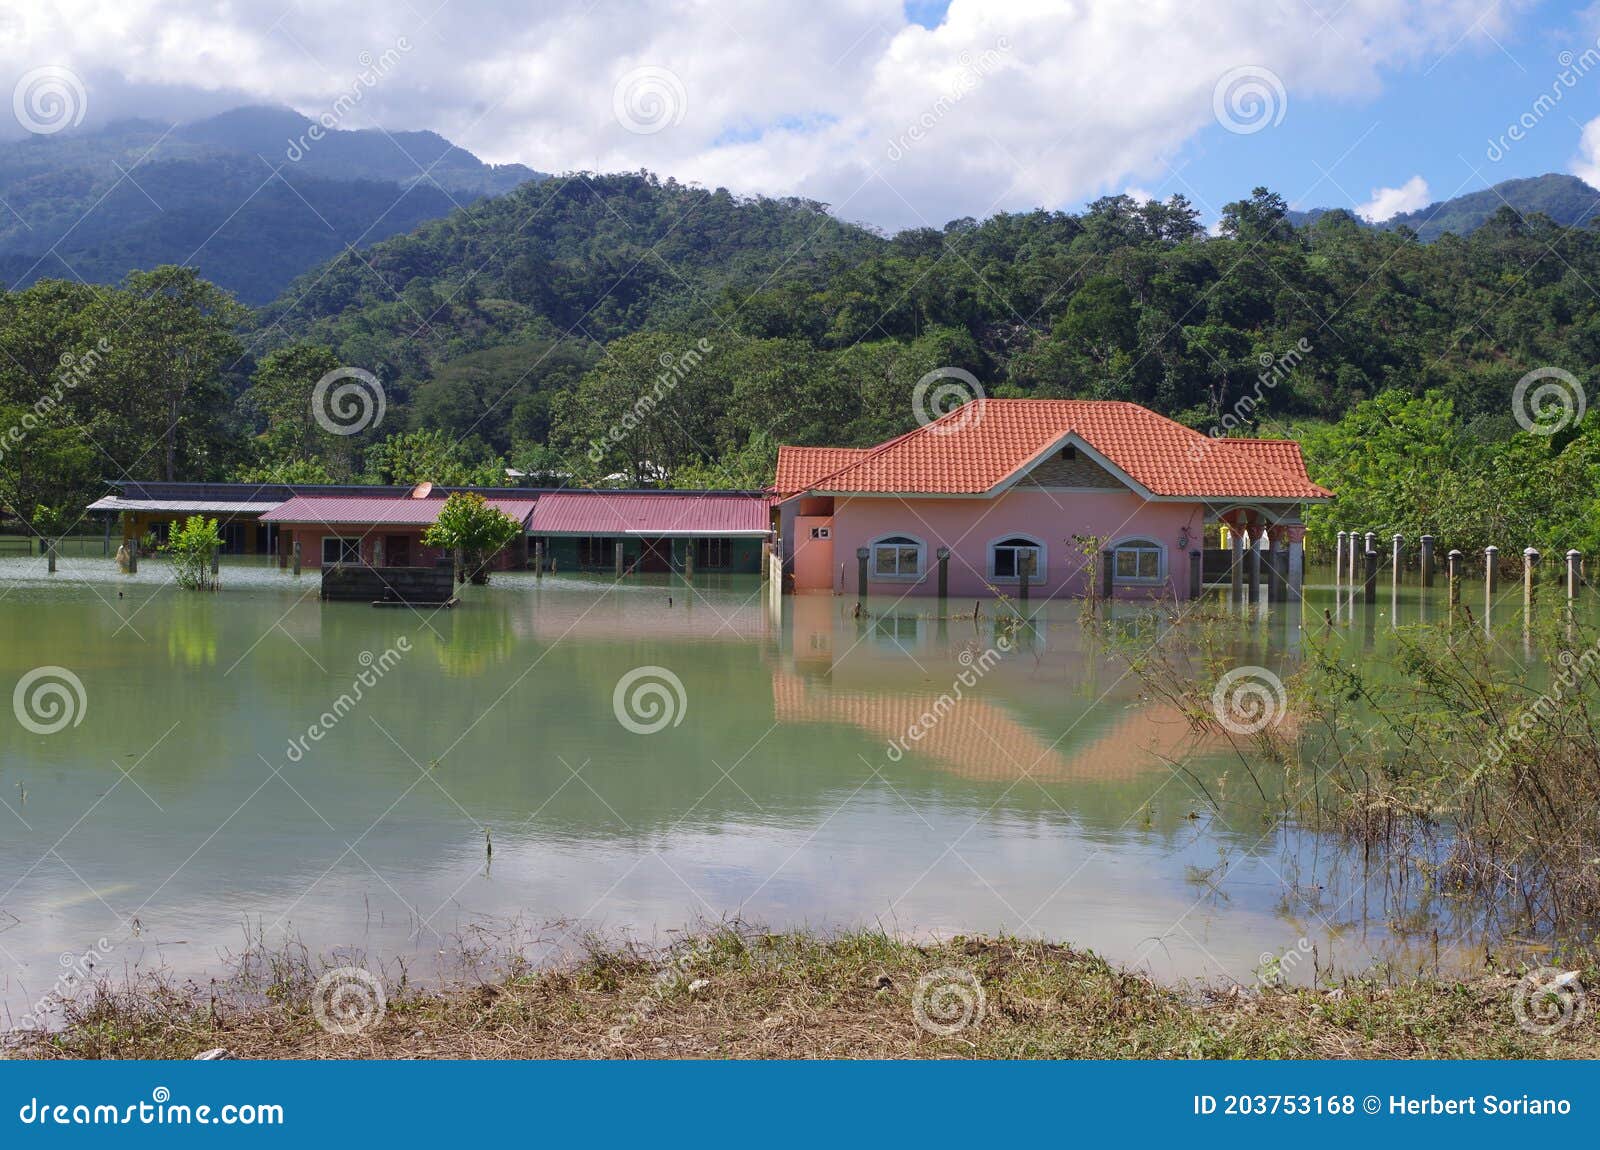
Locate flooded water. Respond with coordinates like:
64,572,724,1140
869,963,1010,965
0,554,1559,1023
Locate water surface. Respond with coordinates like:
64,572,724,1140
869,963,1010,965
0,555,1545,1023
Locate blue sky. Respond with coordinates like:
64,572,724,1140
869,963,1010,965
1126,1,1600,221
7,0,1600,230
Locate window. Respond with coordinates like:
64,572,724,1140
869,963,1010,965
1060,445,1076,461
1112,538,1164,583
990,536,1045,580
696,538,729,568
322,536,362,565
870,535,923,579
578,537,616,567
872,614,924,646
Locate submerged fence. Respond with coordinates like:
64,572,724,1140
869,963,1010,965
1333,530,1586,607
0,535,111,558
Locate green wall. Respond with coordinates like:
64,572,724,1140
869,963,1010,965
534,536,763,574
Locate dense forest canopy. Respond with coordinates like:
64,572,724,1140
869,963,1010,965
3,170,1600,552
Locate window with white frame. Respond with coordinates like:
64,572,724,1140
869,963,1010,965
1112,538,1163,583
990,536,1045,580
870,535,923,578
322,536,362,565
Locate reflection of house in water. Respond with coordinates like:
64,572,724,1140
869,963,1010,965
771,670,1212,783
776,593,1234,784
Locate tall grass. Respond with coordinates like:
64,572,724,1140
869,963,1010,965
1107,602,1600,953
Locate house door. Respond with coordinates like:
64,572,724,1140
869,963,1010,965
638,537,673,573
385,535,412,567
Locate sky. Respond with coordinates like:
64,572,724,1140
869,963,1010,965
5,0,1600,231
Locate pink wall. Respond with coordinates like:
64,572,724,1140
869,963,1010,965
829,490,1205,599
793,514,835,590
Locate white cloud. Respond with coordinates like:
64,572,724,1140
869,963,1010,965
0,0,1514,229
1572,116,1600,189
1358,175,1431,222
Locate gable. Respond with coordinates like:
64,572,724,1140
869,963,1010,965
1015,446,1126,490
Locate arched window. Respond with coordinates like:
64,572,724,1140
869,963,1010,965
870,534,924,579
1111,537,1164,583
989,535,1045,580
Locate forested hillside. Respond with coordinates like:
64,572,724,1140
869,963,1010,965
6,171,1600,552
255,176,1600,467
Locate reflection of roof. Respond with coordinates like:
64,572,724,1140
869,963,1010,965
259,496,538,527
772,671,1214,782
777,400,1331,500
774,447,870,493
528,492,771,536
87,497,282,515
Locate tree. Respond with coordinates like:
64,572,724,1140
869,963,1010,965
364,430,505,486
113,267,248,481
550,332,724,486
670,432,777,489
168,515,223,590
242,343,348,470
422,492,522,584
1056,276,1137,365
232,456,337,485
1219,187,1292,243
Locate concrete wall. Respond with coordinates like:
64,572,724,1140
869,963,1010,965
828,489,1205,599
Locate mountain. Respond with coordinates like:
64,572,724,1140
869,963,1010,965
1288,173,1600,240
0,107,543,304
244,176,1600,473
256,171,887,375
168,106,538,195
1382,174,1600,239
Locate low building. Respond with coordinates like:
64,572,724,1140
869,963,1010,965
527,490,771,574
84,482,775,574
774,399,1331,600
87,481,296,554
259,492,539,569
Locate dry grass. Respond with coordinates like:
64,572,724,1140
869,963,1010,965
6,929,1597,1060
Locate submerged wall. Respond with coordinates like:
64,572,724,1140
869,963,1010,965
827,490,1206,600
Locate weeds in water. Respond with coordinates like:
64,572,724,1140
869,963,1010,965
1103,597,1600,958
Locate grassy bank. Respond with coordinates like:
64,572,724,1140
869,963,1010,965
7,930,1595,1060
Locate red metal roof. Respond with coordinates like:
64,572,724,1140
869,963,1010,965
781,400,1330,500
259,495,538,527
528,491,771,536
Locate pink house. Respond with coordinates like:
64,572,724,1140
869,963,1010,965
774,400,1331,602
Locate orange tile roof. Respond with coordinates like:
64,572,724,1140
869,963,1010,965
774,446,870,493
1222,438,1317,485
777,400,1330,500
